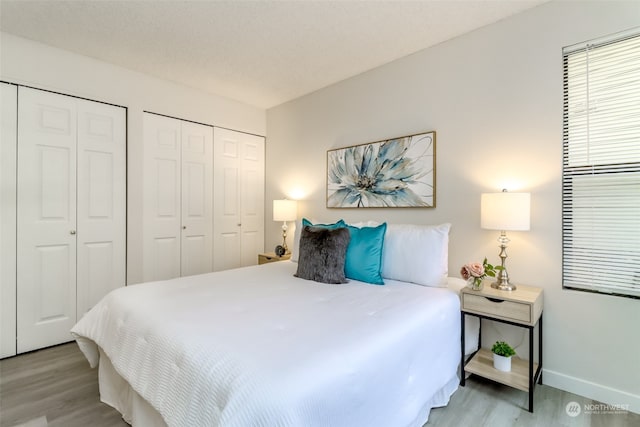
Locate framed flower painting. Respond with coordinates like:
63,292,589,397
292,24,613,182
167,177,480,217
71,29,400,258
327,131,435,208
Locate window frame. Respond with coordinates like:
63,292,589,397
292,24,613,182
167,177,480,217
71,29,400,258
562,28,640,300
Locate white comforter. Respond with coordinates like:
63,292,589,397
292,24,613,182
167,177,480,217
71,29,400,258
72,261,462,427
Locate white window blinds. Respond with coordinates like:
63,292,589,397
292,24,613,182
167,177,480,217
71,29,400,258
562,29,640,298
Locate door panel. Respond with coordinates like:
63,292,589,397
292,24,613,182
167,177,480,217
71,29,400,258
39,146,72,219
213,128,242,271
83,241,114,312
240,135,265,267
36,244,72,320
218,232,242,271
143,113,181,281
17,87,77,352
181,121,212,276
76,100,126,317
86,151,114,217
1,83,17,358
182,235,206,277
223,168,238,216
152,236,181,280
157,159,179,216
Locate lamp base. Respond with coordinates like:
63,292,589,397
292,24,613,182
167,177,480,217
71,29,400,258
281,222,289,254
491,281,517,291
492,234,516,291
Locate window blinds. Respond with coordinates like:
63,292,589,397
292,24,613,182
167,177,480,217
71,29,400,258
562,29,640,298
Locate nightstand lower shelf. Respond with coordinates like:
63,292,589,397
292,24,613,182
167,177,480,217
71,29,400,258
465,348,539,392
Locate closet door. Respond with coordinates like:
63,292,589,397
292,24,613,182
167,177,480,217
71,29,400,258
1,83,17,358
239,134,265,267
143,113,181,281
213,128,242,271
76,100,126,317
17,87,78,352
181,121,213,276
213,128,265,271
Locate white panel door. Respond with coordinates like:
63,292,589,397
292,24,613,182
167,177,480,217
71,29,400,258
1,83,17,358
180,121,213,276
240,135,265,267
213,128,264,271
17,87,77,353
143,113,181,281
76,100,126,317
213,128,242,271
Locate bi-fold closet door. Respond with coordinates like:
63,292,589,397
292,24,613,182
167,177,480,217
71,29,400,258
213,127,265,271
1,85,126,356
143,113,213,281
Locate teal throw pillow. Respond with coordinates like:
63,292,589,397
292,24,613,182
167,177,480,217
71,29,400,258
345,223,387,285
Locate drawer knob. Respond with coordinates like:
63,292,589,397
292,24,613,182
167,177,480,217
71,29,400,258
486,297,504,303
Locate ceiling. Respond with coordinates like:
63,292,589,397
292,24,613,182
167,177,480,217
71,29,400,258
0,0,547,109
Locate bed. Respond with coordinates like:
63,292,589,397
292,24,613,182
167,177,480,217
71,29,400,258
72,222,479,427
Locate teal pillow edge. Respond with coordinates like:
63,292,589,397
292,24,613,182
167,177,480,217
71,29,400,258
301,218,346,229
345,223,387,285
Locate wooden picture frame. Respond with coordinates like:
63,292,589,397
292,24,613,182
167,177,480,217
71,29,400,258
327,131,435,208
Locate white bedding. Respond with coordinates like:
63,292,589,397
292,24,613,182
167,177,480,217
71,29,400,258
72,261,471,427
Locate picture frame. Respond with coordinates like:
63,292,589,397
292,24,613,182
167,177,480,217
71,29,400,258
327,131,435,208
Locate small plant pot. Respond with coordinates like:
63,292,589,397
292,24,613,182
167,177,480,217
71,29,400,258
493,353,512,372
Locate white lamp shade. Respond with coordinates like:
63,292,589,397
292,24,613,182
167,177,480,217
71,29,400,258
273,199,297,222
481,192,530,231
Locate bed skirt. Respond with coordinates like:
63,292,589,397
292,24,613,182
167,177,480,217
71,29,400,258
95,347,461,427
98,347,168,427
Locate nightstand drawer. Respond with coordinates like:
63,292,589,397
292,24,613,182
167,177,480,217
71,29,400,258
462,293,531,324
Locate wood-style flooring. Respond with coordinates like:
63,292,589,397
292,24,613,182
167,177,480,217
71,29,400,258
1,343,638,427
1,343,127,427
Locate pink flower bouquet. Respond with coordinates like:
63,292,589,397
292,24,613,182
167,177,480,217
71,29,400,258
460,258,502,290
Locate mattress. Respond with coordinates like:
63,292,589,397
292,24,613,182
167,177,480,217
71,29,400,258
72,261,476,427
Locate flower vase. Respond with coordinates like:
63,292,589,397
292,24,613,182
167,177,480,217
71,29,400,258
468,278,483,291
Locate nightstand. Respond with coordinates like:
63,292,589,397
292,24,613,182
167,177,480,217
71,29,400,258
460,283,543,412
258,252,291,265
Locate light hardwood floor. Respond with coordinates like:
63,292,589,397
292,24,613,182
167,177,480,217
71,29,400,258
1,343,638,427
1,343,127,427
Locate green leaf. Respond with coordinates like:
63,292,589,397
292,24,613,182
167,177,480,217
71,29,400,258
491,340,516,357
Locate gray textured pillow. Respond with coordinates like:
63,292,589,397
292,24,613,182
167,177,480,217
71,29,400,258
294,226,350,284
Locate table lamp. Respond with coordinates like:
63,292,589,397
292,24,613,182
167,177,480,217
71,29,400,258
273,199,297,254
481,190,530,291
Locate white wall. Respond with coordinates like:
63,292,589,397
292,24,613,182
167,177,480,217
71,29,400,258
266,0,640,413
1,32,266,285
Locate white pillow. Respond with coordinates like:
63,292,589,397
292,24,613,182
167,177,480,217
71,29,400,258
381,223,451,287
291,219,302,262
348,220,382,228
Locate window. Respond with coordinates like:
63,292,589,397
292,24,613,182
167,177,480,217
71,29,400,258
562,29,640,298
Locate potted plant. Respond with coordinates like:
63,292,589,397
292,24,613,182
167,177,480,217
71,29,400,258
491,341,516,372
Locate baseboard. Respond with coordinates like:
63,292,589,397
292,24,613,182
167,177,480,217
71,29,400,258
543,368,640,415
